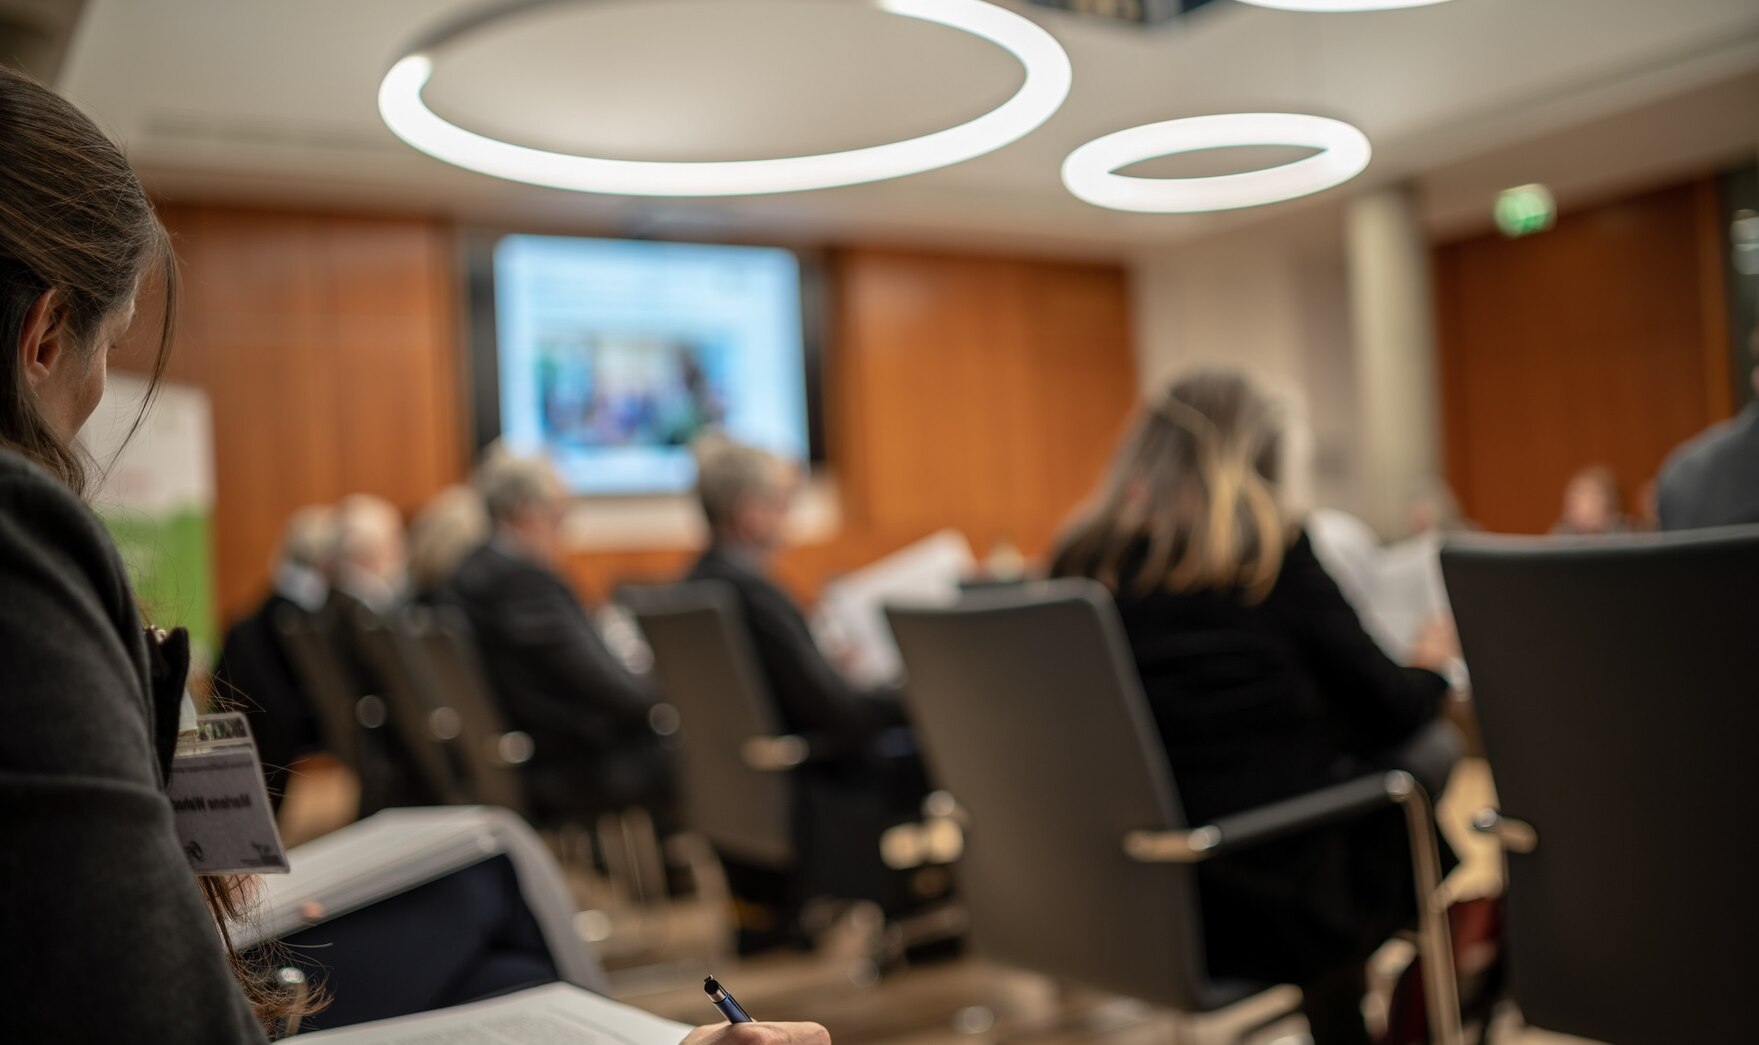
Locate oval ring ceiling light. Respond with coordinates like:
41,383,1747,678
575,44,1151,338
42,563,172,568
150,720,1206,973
378,0,1073,197
1234,0,1452,11
1061,113,1372,214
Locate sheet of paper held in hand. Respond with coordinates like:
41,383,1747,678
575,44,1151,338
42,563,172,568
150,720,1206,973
295,982,693,1044
167,712,289,875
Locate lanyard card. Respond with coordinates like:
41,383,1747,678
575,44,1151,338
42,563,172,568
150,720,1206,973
167,712,290,875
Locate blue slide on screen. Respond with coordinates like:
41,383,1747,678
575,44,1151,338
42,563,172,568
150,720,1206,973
494,234,808,495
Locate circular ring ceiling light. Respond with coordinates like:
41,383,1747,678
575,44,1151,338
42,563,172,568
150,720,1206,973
1234,0,1452,11
1061,113,1372,214
378,0,1073,197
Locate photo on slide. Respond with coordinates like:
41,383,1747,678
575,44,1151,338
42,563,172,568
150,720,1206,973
535,334,731,450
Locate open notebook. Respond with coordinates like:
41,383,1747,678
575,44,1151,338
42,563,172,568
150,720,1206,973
295,982,692,1044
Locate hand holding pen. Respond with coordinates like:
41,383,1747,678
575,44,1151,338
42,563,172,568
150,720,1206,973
678,977,829,1045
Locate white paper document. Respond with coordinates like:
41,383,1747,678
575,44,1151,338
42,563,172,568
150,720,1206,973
295,982,691,1044
1307,509,1450,660
816,529,976,688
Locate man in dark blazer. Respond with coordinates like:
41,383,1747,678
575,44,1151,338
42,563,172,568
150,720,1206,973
685,436,910,760
212,505,335,809
445,453,671,822
1657,337,1759,530
684,437,937,931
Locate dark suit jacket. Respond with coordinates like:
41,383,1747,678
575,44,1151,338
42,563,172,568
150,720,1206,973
1657,404,1759,530
213,590,321,809
445,541,662,812
1055,529,1449,982
0,448,266,1042
686,545,902,759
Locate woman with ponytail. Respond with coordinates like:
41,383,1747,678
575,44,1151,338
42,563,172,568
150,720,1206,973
1050,370,1458,1045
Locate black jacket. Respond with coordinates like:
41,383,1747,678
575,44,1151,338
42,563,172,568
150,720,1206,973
1057,529,1449,982
444,541,663,815
213,590,321,810
0,448,265,1042
686,545,903,759
1657,404,1759,530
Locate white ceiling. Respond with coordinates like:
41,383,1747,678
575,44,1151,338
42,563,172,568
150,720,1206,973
58,0,1759,258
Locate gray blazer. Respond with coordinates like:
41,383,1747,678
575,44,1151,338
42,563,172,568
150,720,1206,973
1657,405,1759,531
0,448,266,1042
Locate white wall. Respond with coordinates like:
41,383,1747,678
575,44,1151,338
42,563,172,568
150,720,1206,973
1130,233,1363,519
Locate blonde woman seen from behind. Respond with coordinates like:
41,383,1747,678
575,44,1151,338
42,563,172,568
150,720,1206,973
1050,370,1460,1045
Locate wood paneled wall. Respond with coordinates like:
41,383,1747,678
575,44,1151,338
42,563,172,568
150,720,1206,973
120,211,1137,617
1434,178,1732,534
117,205,466,621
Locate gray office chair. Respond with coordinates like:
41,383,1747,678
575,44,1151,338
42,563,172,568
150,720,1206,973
887,580,1460,1042
619,580,799,870
1441,527,1759,1044
404,604,534,815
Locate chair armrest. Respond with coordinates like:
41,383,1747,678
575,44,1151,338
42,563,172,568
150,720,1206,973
1125,770,1415,863
1470,807,1539,852
741,734,811,771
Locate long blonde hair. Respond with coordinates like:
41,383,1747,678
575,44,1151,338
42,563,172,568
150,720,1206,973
1051,370,1290,601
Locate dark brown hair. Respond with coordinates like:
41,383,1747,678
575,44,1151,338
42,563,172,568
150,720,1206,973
0,64,178,494
1051,370,1290,602
0,64,316,1033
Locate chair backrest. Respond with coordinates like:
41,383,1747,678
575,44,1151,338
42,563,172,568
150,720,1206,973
272,604,370,770
620,581,794,868
346,601,468,806
886,580,1215,1011
405,604,532,815
1441,528,1759,1044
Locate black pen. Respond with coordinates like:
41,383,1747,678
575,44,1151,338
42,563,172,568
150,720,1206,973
703,975,753,1024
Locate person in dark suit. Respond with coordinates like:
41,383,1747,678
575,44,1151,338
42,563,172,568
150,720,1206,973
684,436,940,936
1657,336,1759,530
1050,371,1459,1045
212,504,335,810
446,452,672,822
685,435,911,759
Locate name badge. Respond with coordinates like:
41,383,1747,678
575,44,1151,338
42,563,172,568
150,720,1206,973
168,712,290,875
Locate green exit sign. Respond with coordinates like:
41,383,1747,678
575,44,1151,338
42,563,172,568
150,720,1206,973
1495,184,1557,238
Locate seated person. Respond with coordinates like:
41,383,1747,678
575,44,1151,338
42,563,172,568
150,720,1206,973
685,437,941,933
446,452,672,822
686,435,911,761
327,493,442,807
1049,371,1459,1045
1550,464,1632,535
212,504,336,809
1657,331,1759,529
0,63,820,1045
329,493,409,616
408,483,490,602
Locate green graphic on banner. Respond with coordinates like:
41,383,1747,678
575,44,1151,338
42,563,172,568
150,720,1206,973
99,506,219,667
79,374,220,670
